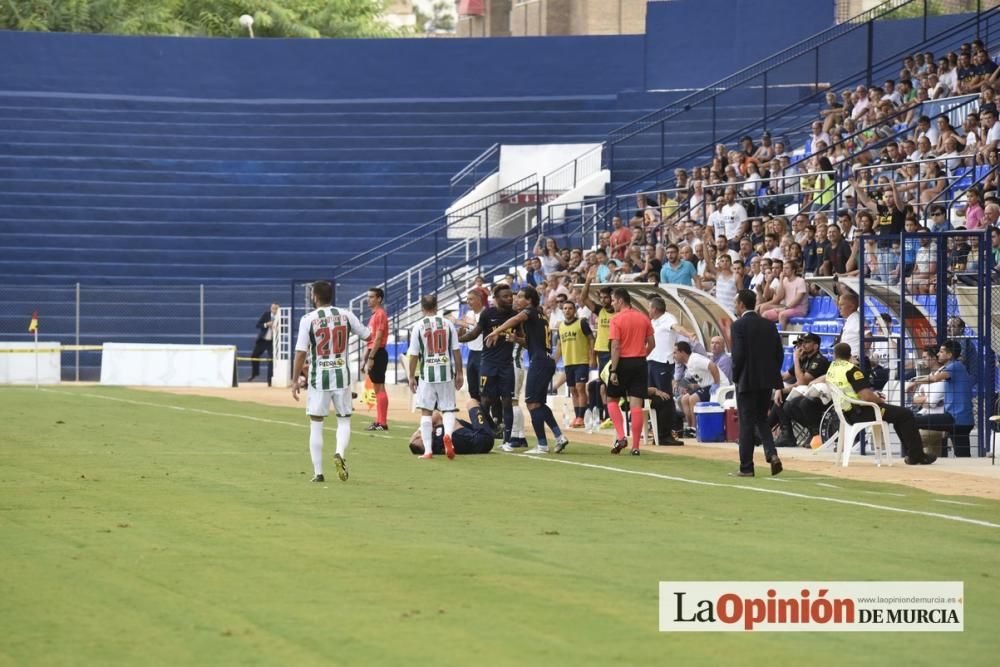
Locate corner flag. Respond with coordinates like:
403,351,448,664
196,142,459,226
28,310,38,333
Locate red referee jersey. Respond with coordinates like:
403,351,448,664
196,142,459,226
608,307,652,358
367,307,387,349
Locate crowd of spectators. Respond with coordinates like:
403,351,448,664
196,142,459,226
445,42,996,449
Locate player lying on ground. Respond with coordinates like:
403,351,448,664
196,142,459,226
407,399,497,456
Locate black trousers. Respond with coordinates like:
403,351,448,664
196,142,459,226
846,404,924,459
913,413,974,457
784,396,827,436
250,338,273,383
648,360,674,394
649,393,677,441
737,389,778,473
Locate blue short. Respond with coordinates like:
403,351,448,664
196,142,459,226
596,351,611,378
564,363,589,386
480,364,514,400
525,355,556,404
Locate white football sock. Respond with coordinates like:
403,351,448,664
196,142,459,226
309,420,324,475
443,411,457,437
420,415,434,455
512,405,524,439
336,417,351,458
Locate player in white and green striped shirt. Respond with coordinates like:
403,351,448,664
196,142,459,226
407,294,464,460
292,281,370,482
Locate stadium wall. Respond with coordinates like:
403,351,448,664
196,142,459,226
643,0,975,90
0,30,645,99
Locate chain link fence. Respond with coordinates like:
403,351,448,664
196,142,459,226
0,283,289,381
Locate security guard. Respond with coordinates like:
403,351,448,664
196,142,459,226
826,342,931,465
771,332,830,446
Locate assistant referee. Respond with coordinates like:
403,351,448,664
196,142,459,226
606,287,654,456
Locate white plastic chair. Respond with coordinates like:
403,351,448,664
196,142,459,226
712,385,736,409
827,384,892,467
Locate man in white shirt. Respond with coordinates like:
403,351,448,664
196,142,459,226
908,346,946,414
720,186,748,246
838,292,862,362
979,106,1000,161
647,296,696,394
674,341,721,435
809,121,831,153
763,233,784,261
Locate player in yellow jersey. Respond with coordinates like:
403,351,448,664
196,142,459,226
582,265,615,426
553,300,594,428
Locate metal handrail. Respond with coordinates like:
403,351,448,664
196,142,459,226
450,142,500,192
614,9,998,196
334,173,538,280
541,145,604,193
608,0,919,145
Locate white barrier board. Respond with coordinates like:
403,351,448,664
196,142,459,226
100,343,235,388
0,342,61,384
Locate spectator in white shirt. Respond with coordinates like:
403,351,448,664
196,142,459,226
838,292,862,362
720,186,748,245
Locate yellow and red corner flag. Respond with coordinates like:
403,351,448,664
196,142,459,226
28,310,38,333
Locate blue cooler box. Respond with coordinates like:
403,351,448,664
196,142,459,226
694,402,725,442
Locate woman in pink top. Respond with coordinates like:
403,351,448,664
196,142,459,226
964,188,984,230
760,260,809,328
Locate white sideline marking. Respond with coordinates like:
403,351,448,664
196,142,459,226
863,491,908,498
934,499,982,507
816,482,842,489
32,389,999,529
38,389,396,440
516,456,1000,530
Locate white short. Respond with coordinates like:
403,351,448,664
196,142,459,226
306,387,353,418
513,366,525,400
414,380,457,413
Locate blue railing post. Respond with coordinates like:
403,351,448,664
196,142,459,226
660,122,665,169
923,0,928,42
762,70,769,132
711,97,717,144
866,19,874,88
814,46,819,91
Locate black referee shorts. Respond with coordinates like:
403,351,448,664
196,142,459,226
606,357,648,401
368,347,388,384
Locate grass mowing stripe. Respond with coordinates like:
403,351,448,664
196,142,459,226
515,454,1000,530
39,388,395,440
28,387,1000,529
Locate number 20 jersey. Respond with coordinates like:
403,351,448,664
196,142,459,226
295,307,370,390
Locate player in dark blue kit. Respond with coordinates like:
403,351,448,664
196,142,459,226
484,286,568,454
408,399,496,455
458,284,516,447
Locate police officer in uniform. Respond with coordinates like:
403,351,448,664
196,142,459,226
826,342,931,465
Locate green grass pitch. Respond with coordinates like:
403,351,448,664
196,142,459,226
1,385,998,666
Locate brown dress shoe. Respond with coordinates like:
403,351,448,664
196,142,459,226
728,470,755,477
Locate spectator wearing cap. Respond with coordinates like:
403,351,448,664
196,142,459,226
909,341,974,457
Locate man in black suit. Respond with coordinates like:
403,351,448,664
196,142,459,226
730,289,784,477
249,302,279,385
